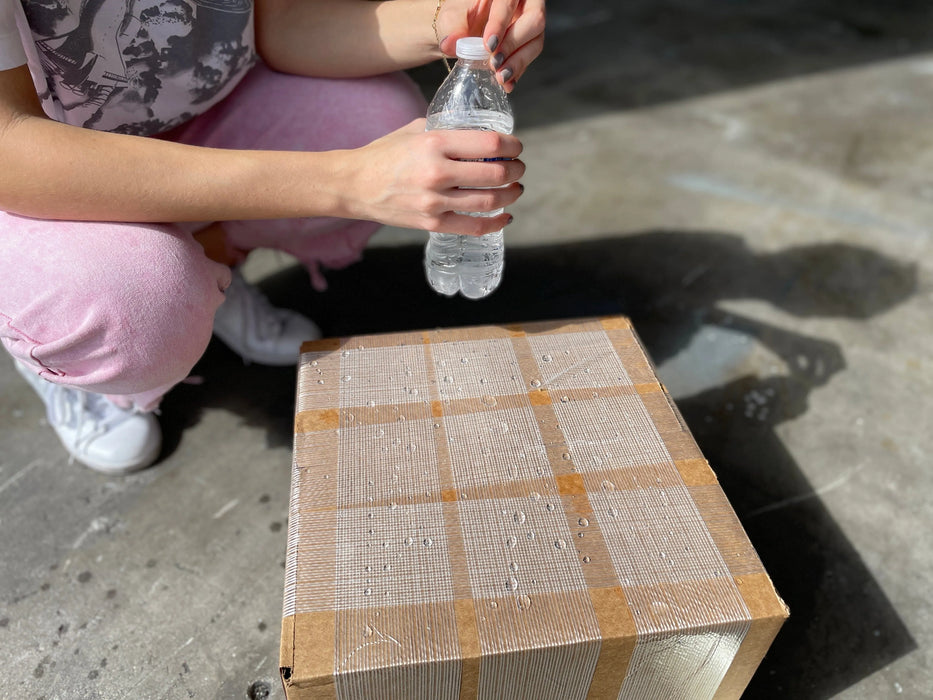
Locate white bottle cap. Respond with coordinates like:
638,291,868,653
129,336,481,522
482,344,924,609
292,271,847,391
456,37,490,60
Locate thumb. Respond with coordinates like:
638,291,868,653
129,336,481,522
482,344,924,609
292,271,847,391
439,34,459,57
438,0,492,54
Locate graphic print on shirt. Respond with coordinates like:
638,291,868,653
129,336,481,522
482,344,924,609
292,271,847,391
20,0,254,133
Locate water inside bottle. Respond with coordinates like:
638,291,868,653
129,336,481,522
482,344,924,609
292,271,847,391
426,109,514,134
424,110,513,299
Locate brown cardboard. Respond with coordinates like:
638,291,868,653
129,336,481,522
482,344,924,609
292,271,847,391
281,316,787,699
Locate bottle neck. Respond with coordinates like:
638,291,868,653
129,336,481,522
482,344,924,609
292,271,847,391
456,57,493,71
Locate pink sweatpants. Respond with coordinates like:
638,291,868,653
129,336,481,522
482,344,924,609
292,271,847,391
0,63,427,411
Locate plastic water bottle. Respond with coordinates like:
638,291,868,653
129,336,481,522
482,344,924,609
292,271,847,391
424,37,514,299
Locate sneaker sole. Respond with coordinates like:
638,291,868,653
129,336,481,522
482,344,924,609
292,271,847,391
15,360,163,475
56,427,162,475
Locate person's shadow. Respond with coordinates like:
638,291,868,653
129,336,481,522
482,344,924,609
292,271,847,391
161,230,918,699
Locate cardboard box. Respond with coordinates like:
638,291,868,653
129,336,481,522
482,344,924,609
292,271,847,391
281,317,787,699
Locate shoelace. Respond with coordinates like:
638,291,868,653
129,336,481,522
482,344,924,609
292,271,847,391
45,384,132,455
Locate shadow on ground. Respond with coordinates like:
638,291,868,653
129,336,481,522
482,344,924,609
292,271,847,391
411,0,933,127
160,230,917,699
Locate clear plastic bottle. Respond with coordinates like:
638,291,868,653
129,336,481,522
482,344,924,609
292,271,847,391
424,37,514,299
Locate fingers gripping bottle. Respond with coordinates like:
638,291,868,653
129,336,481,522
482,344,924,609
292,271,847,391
424,37,514,299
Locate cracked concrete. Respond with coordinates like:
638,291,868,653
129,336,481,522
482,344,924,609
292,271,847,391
2,1,932,698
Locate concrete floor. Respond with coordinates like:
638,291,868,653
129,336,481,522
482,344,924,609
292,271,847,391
2,1,932,698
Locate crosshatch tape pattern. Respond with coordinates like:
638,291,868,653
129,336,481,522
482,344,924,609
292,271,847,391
285,318,772,700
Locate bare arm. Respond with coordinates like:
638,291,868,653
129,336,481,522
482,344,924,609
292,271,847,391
0,66,350,223
255,0,443,78
0,66,524,234
254,0,546,88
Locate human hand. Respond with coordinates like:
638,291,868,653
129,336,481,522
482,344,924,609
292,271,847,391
436,0,546,92
344,118,525,235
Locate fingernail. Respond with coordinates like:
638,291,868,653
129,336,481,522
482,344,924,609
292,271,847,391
492,52,505,69
518,183,525,193
487,35,499,52
499,67,514,83
507,215,514,225
439,35,448,47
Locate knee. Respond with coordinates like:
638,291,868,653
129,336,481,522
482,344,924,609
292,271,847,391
4,225,230,397
200,64,428,152
111,233,230,391
328,72,428,147
363,72,429,133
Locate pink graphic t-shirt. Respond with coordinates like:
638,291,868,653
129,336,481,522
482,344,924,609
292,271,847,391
0,0,255,134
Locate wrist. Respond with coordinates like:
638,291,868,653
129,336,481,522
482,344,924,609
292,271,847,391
431,0,448,60
319,147,370,222
376,0,445,63
250,149,357,222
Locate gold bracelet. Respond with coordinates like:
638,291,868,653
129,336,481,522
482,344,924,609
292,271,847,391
432,0,452,72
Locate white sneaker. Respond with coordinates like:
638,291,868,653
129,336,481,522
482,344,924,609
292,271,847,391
212,270,321,366
14,361,162,475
